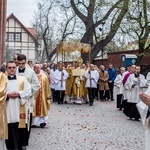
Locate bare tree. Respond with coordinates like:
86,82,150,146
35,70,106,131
70,0,129,63
32,0,76,62
121,0,150,65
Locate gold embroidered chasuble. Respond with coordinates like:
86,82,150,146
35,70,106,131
65,68,74,96
0,72,8,139
71,67,85,98
33,72,50,117
17,76,26,128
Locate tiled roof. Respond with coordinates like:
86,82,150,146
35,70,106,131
26,28,36,37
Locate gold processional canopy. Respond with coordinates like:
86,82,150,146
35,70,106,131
56,41,91,54
56,41,91,75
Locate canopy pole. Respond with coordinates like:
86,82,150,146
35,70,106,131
89,52,91,64
57,53,58,63
89,43,92,64
62,50,63,64
64,51,65,63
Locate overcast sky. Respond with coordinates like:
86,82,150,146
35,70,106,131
7,0,37,27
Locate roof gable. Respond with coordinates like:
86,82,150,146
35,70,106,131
6,13,38,43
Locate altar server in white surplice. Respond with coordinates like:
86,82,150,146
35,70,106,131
54,64,68,104
16,54,40,148
50,63,57,102
85,64,99,106
114,67,125,110
125,66,146,120
139,85,150,150
5,61,31,150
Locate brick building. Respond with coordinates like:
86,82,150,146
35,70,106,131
0,0,7,65
94,50,150,67
94,50,150,75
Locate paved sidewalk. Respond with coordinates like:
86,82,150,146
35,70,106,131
28,100,145,150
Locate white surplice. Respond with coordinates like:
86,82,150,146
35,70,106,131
50,69,57,89
0,139,5,150
6,76,31,123
85,70,99,88
16,67,40,113
124,73,146,103
137,85,150,150
114,74,124,101
146,72,150,87
122,71,130,100
114,74,124,94
54,69,68,91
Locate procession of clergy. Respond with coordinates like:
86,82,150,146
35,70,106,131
0,53,150,150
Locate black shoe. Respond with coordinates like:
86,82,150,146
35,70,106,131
31,125,37,128
135,118,140,121
89,103,93,106
111,99,114,101
40,123,46,128
64,101,68,104
22,146,27,150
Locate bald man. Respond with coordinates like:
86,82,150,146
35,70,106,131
32,64,50,128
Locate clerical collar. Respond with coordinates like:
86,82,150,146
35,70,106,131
8,75,17,80
18,67,26,73
134,73,139,78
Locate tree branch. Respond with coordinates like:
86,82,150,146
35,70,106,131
70,0,88,23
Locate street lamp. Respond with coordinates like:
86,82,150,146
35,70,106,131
99,21,105,65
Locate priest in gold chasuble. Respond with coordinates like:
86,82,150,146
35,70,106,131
70,58,85,104
32,64,51,128
64,67,74,103
0,71,7,150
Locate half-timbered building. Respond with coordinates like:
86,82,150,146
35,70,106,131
6,13,39,61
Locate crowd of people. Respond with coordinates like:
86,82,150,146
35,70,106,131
0,54,150,150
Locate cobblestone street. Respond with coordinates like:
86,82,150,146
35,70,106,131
28,100,145,150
